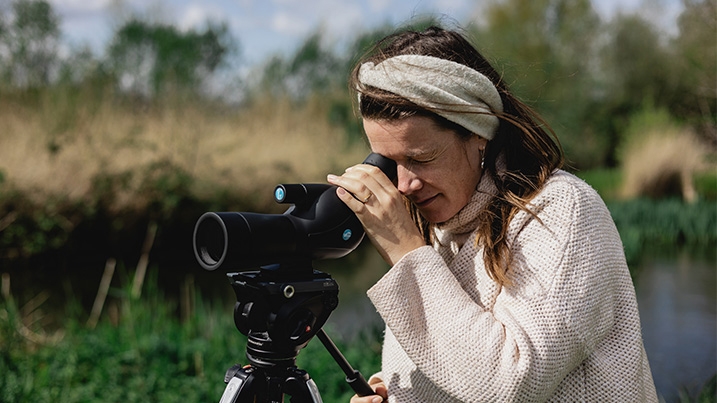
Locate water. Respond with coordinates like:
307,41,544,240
634,248,716,402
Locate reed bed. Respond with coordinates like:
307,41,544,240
0,90,369,213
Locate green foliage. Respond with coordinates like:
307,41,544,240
607,198,717,264
671,0,717,126
0,0,60,88
256,30,343,100
471,0,608,168
106,18,235,97
0,0,713,169
679,374,717,403
575,168,622,201
602,15,672,112
0,191,79,258
615,103,683,164
0,272,382,402
0,276,232,402
694,171,717,200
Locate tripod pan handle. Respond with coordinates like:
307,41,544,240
347,370,375,397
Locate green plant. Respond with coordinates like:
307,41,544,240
0,269,383,402
607,198,717,265
575,168,622,202
678,374,716,403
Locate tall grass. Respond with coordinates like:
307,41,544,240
607,198,716,265
0,87,369,214
617,106,710,202
0,86,370,260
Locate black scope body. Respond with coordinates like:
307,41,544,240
193,153,397,271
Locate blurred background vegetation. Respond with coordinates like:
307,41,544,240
0,0,715,401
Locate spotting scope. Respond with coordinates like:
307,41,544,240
193,153,397,272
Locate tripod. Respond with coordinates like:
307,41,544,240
217,263,374,403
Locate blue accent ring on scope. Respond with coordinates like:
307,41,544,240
274,187,286,202
342,229,352,241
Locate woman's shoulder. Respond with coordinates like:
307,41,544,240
507,169,617,258
541,170,603,203
505,170,622,298
524,170,610,221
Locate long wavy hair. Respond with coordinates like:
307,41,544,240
350,26,563,286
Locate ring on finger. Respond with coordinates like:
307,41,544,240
362,193,373,204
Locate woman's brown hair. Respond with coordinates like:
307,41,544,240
350,26,563,286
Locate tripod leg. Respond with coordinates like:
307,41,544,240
219,377,244,403
219,365,266,403
283,368,323,403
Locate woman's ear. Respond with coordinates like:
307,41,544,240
472,136,488,151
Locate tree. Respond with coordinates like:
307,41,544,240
670,0,716,136
253,30,343,100
0,0,60,88
473,0,606,168
106,19,235,98
602,14,672,113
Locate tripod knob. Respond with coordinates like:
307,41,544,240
288,310,316,340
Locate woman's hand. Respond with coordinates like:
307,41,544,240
327,163,425,266
350,377,387,403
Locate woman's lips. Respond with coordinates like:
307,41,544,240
415,194,438,208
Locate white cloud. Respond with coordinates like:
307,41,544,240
179,4,224,31
48,0,111,12
271,12,312,36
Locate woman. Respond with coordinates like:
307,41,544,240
327,26,657,402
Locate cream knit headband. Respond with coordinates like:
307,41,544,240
358,54,503,140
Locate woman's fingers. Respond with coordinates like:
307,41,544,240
328,164,425,265
328,164,392,205
349,380,387,403
350,395,384,403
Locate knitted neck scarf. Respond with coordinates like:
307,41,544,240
357,54,504,140
433,171,498,265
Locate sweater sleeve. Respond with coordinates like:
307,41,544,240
367,174,627,402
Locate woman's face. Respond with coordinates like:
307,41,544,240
364,115,487,224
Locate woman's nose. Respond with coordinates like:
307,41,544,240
397,164,422,195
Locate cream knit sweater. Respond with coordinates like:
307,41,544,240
367,170,657,402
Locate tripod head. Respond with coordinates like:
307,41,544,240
229,267,338,366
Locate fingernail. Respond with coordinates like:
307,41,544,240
327,174,338,182
371,397,382,403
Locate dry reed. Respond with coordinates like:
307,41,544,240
619,126,708,202
0,92,369,212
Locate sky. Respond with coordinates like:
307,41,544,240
46,0,684,67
